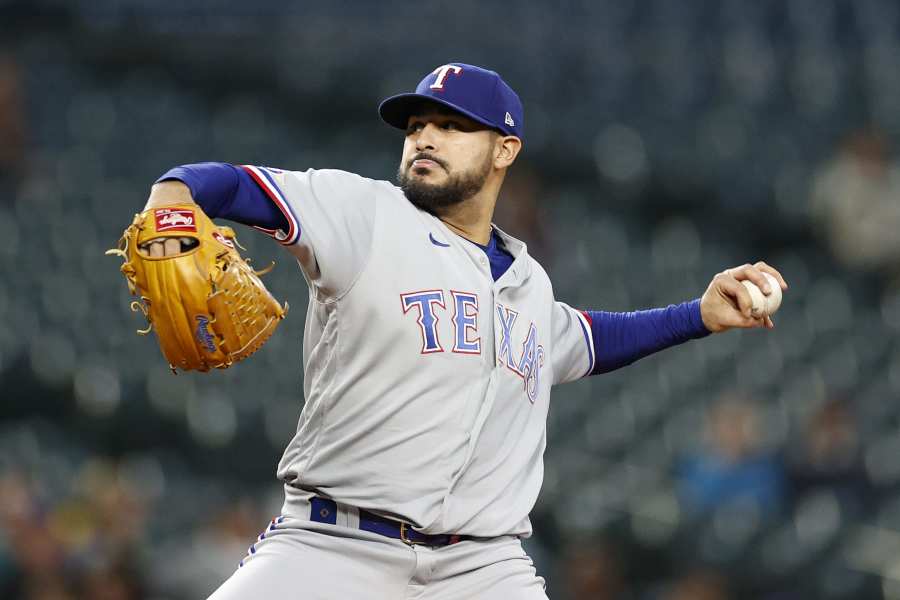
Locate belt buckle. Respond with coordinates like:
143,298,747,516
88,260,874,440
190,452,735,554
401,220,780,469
399,522,425,546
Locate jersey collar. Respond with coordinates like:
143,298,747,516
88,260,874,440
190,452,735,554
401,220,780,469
489,224,532,287
424,211,532,287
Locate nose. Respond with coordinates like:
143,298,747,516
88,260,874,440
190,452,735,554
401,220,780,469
414,122,440,152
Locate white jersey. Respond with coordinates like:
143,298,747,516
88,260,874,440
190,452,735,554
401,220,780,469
247,166,595,538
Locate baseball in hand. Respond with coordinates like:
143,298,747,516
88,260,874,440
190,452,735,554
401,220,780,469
741,272,782,317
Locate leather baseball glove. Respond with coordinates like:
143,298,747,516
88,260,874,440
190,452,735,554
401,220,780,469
107,204,287,372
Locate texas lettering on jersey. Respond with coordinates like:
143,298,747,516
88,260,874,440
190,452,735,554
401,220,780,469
401,290,543,402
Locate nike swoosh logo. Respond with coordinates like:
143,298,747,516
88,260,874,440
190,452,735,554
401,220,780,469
429,233,450,247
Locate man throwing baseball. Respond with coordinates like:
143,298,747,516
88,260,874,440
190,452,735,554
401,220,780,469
137,63,787,599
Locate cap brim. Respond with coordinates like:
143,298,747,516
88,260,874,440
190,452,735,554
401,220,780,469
378,93,501,134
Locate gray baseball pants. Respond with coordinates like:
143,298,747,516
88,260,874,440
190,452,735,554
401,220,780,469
205,499,548,600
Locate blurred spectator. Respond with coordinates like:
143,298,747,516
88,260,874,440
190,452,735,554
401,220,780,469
809,130,900,274
677,396,785,517
0,50,27,185
0,463,148,600
660,569,730,600
787,399,867,512
152,498,264,598
59,459,150,558
1,476,74,599
559,537,627,600
77,561,144,600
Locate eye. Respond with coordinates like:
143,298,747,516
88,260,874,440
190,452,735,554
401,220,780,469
442,121,461,131
406,121,425,135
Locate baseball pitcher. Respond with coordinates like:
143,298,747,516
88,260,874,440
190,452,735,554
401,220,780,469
114,63,787,599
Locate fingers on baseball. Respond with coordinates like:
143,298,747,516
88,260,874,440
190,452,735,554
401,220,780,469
753,261,789,290
716,273,764,327
727,263,774,294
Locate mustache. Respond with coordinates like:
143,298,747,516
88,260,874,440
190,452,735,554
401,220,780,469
407,153,448,171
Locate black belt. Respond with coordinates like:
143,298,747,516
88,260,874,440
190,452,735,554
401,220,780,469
310,497,470,547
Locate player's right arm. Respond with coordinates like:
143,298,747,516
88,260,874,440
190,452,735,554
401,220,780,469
145,163,291,232
140,162,289,257
142,162,376,298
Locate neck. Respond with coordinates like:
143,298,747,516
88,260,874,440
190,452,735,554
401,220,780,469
438,205,492,245
436,175,502,245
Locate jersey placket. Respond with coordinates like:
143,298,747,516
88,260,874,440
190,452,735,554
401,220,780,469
440,230,524,513
442,238,529,494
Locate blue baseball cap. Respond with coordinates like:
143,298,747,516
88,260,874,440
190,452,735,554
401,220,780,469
379,63,524,140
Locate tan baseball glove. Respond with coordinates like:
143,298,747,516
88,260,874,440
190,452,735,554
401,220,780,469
107,204,287,372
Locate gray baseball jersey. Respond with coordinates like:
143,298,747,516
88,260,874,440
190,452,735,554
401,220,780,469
245,165,594,538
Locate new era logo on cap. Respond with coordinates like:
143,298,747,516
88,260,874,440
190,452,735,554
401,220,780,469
378,62,524,141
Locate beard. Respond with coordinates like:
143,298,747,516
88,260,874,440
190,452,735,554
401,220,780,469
397,152,492,216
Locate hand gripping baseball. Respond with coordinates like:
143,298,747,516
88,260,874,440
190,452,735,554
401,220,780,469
700,261,788,333
107,204,288,372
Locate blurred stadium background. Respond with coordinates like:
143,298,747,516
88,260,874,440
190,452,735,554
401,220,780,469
2,1,900,598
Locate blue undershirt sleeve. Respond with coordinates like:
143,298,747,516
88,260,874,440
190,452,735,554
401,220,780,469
156,162,290,232
585,298,711,375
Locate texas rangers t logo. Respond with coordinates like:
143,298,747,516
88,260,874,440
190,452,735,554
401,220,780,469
430,64,463,89
401,290,446,354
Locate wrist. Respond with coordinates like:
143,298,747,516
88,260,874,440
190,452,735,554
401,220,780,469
690,297,713,336
145,180,195,210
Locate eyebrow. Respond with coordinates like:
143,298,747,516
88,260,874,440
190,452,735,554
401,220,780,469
406,107,497,135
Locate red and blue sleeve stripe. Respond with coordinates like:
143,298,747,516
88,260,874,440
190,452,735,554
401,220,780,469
239,165,301,246
575,310,597,377
580,298,711,377
156,162,300,245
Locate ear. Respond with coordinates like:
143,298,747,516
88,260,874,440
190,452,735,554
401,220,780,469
493,135,522,169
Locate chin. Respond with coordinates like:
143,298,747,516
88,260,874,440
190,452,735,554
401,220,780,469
410,167,445,181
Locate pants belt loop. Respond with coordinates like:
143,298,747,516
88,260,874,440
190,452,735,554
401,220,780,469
346,504,360,529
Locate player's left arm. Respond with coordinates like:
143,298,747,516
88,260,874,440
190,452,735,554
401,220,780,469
550,261,788,385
